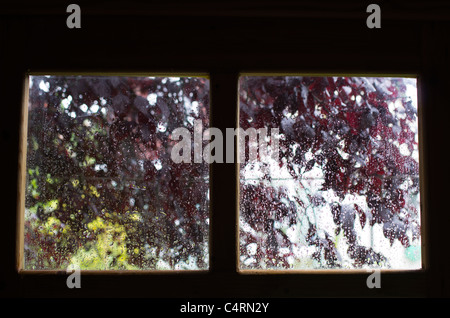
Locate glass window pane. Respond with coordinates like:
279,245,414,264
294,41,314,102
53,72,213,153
239,75,421,270
24,75,210,270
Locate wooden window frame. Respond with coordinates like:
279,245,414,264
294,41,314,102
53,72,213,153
16,72,212,275
235,72,426,274
1,1,449,299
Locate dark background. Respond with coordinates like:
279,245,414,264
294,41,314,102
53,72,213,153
1,0,449,302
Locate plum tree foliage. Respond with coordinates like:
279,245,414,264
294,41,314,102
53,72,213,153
24,76,210,270
239,76,420,269
23,75,420,270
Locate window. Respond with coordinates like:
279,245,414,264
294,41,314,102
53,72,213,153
19,74,210,271
238,75,422,271
4,2,447,299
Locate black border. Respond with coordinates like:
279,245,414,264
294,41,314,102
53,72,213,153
1,0,449,299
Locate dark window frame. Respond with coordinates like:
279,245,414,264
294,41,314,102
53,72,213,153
1,1,449,298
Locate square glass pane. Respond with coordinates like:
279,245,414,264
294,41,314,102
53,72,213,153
23,75,210,270
239,75,421,270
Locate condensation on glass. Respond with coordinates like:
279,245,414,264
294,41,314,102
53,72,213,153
238,75,421,270
23,75,210,270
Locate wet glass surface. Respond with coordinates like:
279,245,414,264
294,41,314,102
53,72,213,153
24,75,210,270
239,76,421,270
